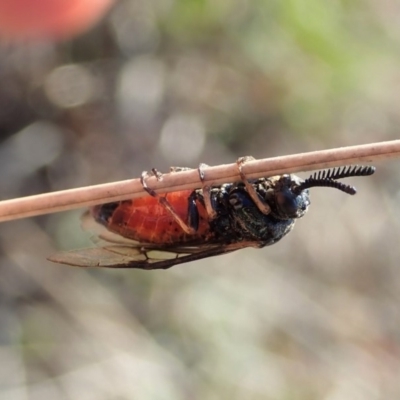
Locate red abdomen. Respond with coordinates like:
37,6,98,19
91,190,212,245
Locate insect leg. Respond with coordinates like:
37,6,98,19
237,156,271,215
140,169,197,235
168,167,203,231
198,163,218,221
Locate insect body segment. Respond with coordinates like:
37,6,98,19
91,189,211,245
48,161,375,270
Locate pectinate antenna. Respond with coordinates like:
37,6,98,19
309,165,375,181
293,165,376,196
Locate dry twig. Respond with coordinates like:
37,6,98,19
0,140,399,223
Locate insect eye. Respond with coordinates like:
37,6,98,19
276,190,299,215
274,187,310,219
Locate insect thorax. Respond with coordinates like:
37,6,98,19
206,176,309,246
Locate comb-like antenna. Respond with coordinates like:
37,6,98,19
293,165,375,196
310,165,375,181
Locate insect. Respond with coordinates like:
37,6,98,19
48,158,375,270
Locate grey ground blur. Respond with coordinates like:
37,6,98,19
1,1,400,399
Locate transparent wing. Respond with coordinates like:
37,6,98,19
48,243,245,270
49,211,259,269
81,210,139,246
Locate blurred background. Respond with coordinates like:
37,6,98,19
1,0,400,399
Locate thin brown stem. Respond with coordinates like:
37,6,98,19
0,139,398,222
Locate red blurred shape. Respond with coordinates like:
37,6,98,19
0,0,115,41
